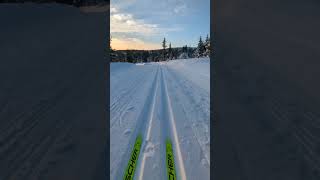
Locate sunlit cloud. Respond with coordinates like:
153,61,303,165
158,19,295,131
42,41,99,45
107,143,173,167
111,37,160,50
111,7,181,36
111,14,158,35
110,0,209,50
110,5,183,50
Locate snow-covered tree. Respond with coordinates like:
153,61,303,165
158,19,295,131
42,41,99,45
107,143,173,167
204,34,210,57
196,36,206,57
182,45,186,53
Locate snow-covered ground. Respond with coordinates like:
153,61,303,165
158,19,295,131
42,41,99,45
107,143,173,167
110,58,210,180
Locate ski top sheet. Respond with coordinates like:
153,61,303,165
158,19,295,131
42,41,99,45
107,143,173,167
166,138,177,180
123,134,143,180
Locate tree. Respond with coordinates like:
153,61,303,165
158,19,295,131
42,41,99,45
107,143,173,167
168,43,172,60
204,34,210,57
110,35,117,62
182,45,187,53
172,48,178,59
187,45,193,58
126,50,134,63
142,51,149,62
197,36,206,57
162,37,167,61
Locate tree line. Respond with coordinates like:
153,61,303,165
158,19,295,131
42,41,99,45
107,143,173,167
110,35,213,63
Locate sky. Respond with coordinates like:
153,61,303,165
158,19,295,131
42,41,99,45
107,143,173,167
110,0,210,50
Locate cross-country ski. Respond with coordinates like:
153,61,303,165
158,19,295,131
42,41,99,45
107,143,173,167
166,139,177,180
123,135,143,180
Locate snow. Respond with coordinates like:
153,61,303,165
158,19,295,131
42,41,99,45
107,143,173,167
110,58,210,180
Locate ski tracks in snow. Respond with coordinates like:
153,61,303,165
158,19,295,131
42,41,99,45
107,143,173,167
134,65,187,180
110,59,210,180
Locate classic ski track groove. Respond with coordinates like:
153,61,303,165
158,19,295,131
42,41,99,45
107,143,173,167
161,66,187,180
136,65,187,180
136,65,160,180
114,66,160,180
164,66,210,166
113,61,210,179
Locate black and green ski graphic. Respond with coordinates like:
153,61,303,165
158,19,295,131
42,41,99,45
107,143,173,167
123,134,143,180
166,139,177,180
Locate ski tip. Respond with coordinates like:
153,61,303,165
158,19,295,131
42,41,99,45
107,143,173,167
123,134,143,180
166,138,177,180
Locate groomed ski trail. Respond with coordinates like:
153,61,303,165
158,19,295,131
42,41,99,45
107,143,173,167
110,58,210,180
159,66,187,180
136,65,160,180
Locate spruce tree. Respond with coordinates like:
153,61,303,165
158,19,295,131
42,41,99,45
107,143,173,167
168,43,172,60
126,50,134,63
162,38,167,61
204,34,210,57
198,36,205,57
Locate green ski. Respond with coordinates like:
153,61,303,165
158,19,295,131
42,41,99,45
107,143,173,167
166,138,177,180
123,134,143,180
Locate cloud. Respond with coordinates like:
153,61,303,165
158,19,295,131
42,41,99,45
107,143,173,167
174,3,187,14
111,37,160,50
110,5,182,35
110,5,183,49
111,14,156,35
111,12,180,36
110,7,118,13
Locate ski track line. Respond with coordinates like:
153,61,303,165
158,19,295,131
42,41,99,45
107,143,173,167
114,66,159,180
136,65,160,180
164,66,210,166
161,65,187,180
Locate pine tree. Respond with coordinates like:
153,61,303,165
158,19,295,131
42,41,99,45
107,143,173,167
205,34,209,44
197,36,205,57
162,38,167,61
182,45,188,55
204,34,210,57
110,35,117,62
126,50,134,63
142,51,149,62
172,48,177,59
168,43,172,60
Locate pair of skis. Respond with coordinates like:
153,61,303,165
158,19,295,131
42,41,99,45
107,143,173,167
123,135,177,180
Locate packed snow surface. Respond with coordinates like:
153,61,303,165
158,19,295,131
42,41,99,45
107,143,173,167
110,58,210,180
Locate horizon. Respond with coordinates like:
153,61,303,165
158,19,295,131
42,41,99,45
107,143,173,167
111,0,210,50
113,45,197,51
